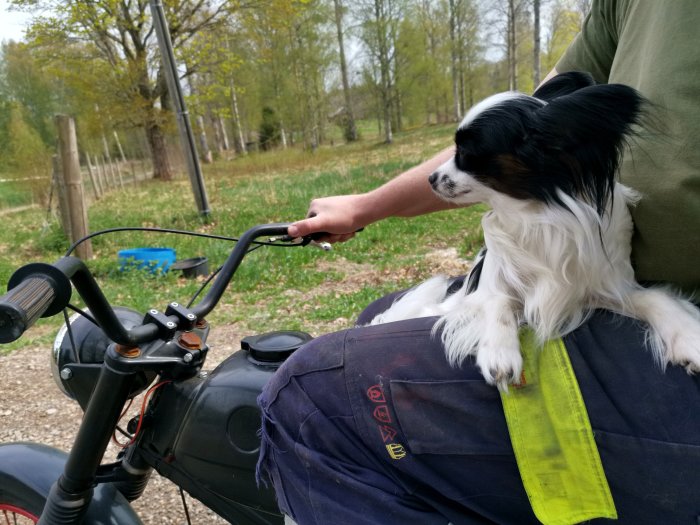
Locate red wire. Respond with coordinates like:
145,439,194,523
128,379,172,445
111,398,135,447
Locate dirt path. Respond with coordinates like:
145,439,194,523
0,204,40,216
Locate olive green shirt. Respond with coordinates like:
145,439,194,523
556,0,700,299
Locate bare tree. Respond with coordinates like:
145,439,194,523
355,0,403,144
490,0,528,92
449,0,482,117
449,0,461,121
228,72,247,154
533,0,541,87
333,0,358,141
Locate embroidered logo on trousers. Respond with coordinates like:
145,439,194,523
386,443,407,460
373,405,392,423
367,384,386,403
379,425,397,442
367,380,408,460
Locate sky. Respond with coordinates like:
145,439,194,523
0,0,31,43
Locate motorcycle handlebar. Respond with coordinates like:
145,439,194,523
0,223,292,345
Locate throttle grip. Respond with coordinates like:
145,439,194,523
0,277,56,343
0,263,72,344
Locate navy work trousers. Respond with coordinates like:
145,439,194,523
257,293,700,524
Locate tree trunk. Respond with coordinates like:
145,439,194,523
508,0,518,91
533,0,541,88
145,121,173,181
449,0,461,121
217,115,230,151
196,115,213,164
333,0,358,141
374,0,393,144
229,74,247,154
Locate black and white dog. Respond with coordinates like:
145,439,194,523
371,72,700,390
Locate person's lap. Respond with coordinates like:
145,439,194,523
257,300,700,524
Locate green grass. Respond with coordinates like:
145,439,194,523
0,123,487,354
0,180,34,208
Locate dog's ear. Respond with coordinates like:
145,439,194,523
527,83,645,213
532,71,596,102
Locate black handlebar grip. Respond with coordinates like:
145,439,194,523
0,276,56,344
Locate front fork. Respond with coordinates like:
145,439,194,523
38,360,135,524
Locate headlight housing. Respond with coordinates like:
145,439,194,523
52,307,157,410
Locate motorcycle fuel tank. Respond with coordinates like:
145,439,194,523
140,331,312,523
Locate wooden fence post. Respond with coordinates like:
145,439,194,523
52,154,72,237
85,155,101,200
55,115,92,260
97,155,109,191
86,153,103,197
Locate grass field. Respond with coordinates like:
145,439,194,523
0,123,487,353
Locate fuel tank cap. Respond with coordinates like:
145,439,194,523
241,330,313,363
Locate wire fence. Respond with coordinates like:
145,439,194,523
0,147,188,213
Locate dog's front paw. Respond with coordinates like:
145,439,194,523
665,324,700,375
476,329,523,392
439,306,522,391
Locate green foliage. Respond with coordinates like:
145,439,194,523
7,104,50,173
259,106,282,150
0,41,57,145
543,6,584,73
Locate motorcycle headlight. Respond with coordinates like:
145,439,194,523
51,307,155,409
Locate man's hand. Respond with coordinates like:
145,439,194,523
287,194,368,243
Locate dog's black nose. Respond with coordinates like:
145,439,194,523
428,172,438,185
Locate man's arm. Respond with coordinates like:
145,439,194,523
287,147,457,241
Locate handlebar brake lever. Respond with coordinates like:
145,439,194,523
268,227,365,251
267,234,332,251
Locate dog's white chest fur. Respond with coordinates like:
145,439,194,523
370,183,700,390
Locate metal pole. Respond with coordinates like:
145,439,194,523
148,0,211,217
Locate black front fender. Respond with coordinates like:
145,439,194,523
0,442,143,524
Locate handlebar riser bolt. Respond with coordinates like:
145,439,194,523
179,331,202,350
171,302,179,307
116,344,141,358
150,309,158,315
166,321,176,329
60,368,72,381
187,314,196,320
183,352,194,363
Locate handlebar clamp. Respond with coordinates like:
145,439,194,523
142,308,178,340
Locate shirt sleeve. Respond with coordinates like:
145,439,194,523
555,0,620,83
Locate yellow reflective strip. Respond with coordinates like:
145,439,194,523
500,329,617,525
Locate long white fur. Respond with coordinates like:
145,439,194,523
371,95,700,390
